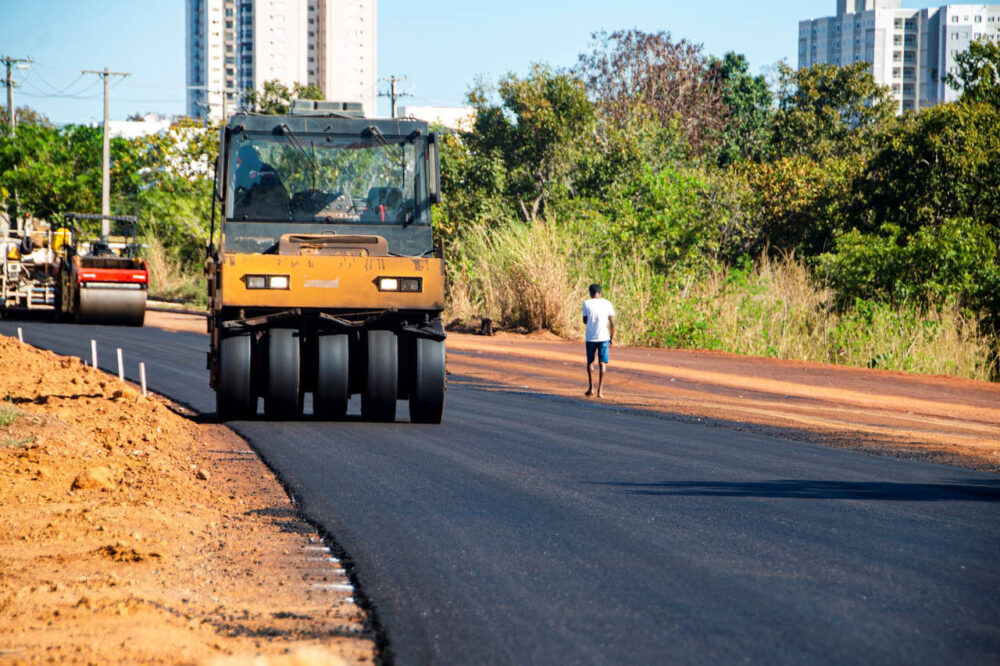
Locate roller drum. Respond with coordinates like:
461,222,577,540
77,286,146,326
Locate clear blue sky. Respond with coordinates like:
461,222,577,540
1,0,946,124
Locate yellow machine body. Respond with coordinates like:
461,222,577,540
217,252,445,311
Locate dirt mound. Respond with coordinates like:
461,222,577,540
0,335,374,664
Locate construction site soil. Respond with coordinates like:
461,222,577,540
1,310,997,663
0,331,374,665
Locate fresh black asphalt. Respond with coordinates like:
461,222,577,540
3,318,998,665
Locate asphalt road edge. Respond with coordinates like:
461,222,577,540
231,426,396,666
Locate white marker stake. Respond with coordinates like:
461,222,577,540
116,348,124,381
139,362,147,397
17,327,23,344
91,340,98,369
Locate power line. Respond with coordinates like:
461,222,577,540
21,78,102,100
29,69,87,96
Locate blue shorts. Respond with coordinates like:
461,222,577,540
586,341,610,364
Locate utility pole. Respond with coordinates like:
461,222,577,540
2,56,31,136
83,67,130,239
379,75,411,118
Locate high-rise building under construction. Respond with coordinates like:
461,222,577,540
186,0,376,120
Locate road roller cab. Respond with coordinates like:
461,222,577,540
207,102,446,423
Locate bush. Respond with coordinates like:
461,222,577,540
817,218,999,312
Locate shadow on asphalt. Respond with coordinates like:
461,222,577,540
0,310,58,323
590,479,1000,502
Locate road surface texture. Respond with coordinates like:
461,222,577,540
2,317,998,665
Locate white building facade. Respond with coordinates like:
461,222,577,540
186,0,377,121
799,1,1000,112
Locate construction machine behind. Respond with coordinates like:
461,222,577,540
207,100,446,423
56,214,148,326
1,218,59,314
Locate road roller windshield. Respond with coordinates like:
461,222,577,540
225,130,430,226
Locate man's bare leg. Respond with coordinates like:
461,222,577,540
586,361,595,396
596,362,607,398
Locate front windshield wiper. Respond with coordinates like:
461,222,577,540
277,123,318,190
364,125,407,170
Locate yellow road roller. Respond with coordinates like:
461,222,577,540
207,100,446,423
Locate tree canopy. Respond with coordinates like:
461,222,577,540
709,52,773,166
467,64,596,223
945,37,1000,107
576,30,726,154
771,62,896,160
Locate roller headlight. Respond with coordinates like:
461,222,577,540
244,274,290,289
377,277,422,292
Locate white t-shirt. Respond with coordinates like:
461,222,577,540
582,298,616,342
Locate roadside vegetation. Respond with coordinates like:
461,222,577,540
1,37,998,380
439,33,1000,381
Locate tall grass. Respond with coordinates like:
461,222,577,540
447,222,582,335
447,220,998,381
143,237,206,306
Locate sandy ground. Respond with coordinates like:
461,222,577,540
0,332,375,665
145,310,1000,471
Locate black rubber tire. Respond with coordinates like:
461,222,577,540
409,338,445,424
314,332,349,420
217,333,254,422
362,330,397,422
265,327,302,419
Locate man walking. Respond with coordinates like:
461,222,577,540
582,283,616,398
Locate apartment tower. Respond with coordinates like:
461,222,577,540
799,1,1000,112
186,0,376,120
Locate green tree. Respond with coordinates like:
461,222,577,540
771,62,896,160
0,124,102,218
709,52,773,166
944,38,1000,107
818,218,999,314
736,154,859,257
435,130,510,242
854,100,1000,233
0,104,51,130
468,64,596,222
820,101,1000,320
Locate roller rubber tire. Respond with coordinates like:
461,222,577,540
409,338,445,424
362,330,397,422
315,332,349,420
217,333,254,421
265,328,302,419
